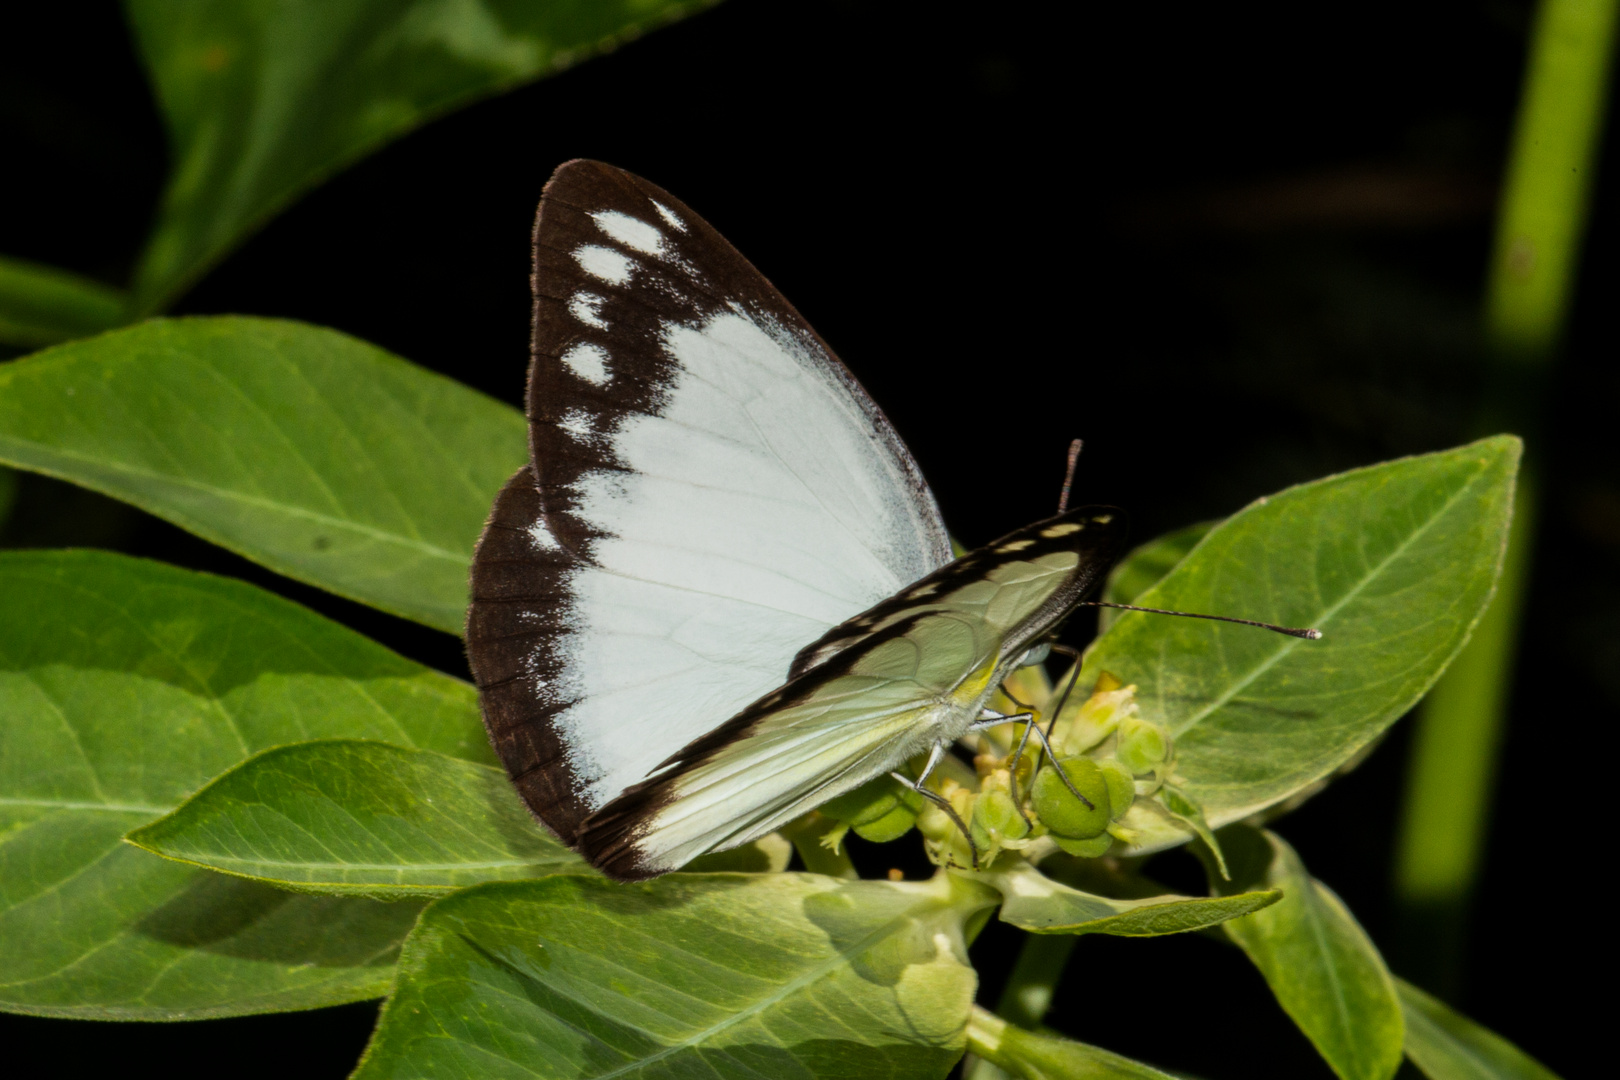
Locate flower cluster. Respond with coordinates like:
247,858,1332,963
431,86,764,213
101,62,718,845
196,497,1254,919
815,667,1218,872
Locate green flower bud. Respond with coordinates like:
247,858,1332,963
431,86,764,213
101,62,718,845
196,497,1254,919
971,785,1031,849
1098,760,1136,821
1031,757,1111,839
818,774,905,826
1053,832,1115,858
1116,716,1170,775
1051,671,1138,757
852,801,918,843
919,787,978,869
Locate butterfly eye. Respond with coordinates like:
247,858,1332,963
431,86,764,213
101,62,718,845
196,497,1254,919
1017,642,1052,668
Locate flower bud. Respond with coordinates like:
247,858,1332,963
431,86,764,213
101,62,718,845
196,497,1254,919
1031,757,1111,839
1053,832,1115,858
1116,716,1170,775
920,786,978,869
1098,760,1136,821
852,801,917,843
1053,672,1139,757
916,801,954,843
971,785,1031,851
826,774,922,826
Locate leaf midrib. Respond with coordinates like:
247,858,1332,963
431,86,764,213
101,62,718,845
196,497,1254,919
1166,455,1497,735
0,797,167,815
0,439,466,564
178,853,571,874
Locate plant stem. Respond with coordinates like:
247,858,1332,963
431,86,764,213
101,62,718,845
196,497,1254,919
995,932,1078,1030
780,814,858,879
1393,0,1617,996
964,1006,1015,1079
963,931,1080,1080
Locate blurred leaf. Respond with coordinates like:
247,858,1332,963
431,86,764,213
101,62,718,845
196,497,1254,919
1219,827,1403,1080
351,871,1000,1079
984,861,1277,937
1100,519,1215,630
1082,437,1519,843
0,254,128,348
0,550,488,1019
131,740,581,896
125,0,720,311
966,1005,1177,1080
0,317,526,633
1398,977,1561,1080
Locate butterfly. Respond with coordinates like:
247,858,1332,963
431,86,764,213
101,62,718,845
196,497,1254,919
466,161,1314,881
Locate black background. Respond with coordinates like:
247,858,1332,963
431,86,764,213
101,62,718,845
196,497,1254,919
1,1,1611,1077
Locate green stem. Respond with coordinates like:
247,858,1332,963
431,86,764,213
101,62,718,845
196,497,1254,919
964,932,1078,1080
996,931,1079,1030
1484,0,1619,356
780,814,858,879
965,1006,1017,1078
1394,0,1616,994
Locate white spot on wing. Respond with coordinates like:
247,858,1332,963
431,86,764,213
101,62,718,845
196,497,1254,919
561,342,610,385
558,409,595,442
522,649,550,691
574,244,633,285
652,201,687,232
527,520,559,550
569,292,607,329
591,210,666,257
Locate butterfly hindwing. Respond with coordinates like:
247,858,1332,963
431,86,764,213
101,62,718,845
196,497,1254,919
466,161,952,845
575,507,1130,879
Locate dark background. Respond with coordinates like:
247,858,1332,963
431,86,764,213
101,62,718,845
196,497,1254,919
1,1,1610,1077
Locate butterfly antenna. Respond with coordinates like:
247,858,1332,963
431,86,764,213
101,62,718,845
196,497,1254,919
1082,601,1322,640
1057,439,1083,514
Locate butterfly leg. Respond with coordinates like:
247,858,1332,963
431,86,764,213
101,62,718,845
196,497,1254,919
978,706,1099,823
968,709,1034,731
970,709,1037,830
890,742,979,871
1007,712,1096,813
1010,646,1094,810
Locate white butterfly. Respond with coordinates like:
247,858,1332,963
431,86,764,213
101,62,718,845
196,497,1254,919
468,161,1191,879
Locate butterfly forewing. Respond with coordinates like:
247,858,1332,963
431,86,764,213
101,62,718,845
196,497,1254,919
575,507,1130,879
466,161,951,844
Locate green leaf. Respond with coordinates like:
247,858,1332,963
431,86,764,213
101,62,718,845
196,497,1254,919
130,740,581,896
352,871,1001,1080
1398,977,1561,1080
1219,827,1403,1080
0,254,128,348
125,0,720,311
0,316,526,633
966,1005,1178,1080
0,549,490,1019
983,861,1278,937
1082,437,1520,840
1100,519,1215,630
1157,782,1228,880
